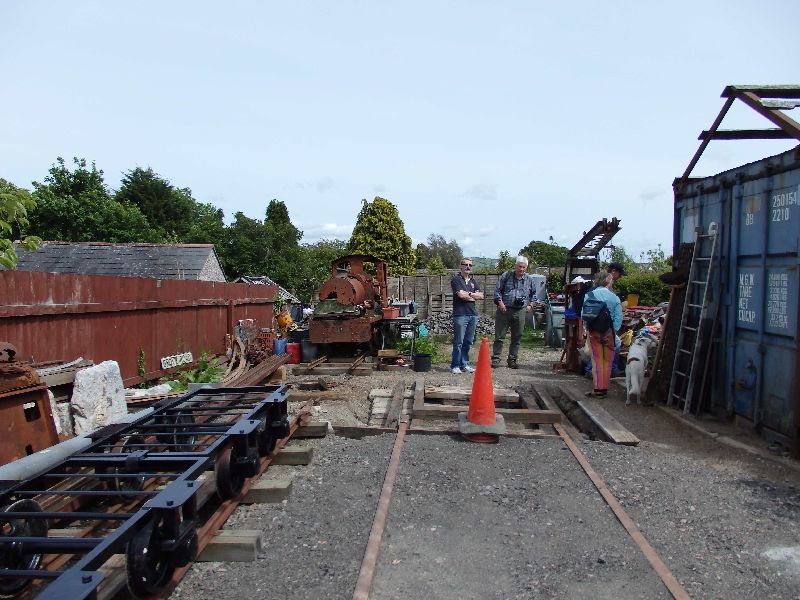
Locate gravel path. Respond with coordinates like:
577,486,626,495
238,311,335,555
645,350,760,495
170,341,800,600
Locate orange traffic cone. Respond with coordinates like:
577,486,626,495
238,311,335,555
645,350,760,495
458,336,506,443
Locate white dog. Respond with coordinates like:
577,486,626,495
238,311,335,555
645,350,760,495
626,336,658,405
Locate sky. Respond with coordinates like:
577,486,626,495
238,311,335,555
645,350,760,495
2,1,798,262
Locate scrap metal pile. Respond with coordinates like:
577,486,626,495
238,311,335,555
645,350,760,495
0,384,291,599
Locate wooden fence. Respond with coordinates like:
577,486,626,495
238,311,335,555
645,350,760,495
1,271,276,385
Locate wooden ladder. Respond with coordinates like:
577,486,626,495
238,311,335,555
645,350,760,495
667,225,718,413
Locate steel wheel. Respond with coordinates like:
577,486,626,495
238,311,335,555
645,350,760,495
125,519,174,598
214,446,244,500
157,412,196,453
103,435,147,501
0,500,48,598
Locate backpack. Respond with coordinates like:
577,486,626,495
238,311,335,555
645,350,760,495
582,294,612,332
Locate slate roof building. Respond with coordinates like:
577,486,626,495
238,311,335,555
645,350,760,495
232,275,301,304
11,241,226,282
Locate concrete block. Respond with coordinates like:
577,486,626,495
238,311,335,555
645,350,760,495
272,445,313,465
295,422,328,438
197,530,263,562
242,478,292,504
71,361,127,436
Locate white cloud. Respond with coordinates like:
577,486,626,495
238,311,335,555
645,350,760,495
300,222,352,243
316,177,334,193
461,184,498,202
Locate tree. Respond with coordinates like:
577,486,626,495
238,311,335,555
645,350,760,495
496,250,515,272
263,199,302,289
295,238,349,301
218,211,265,279
217,200,303,288
347,197,415,276
518,239,569,268
606,245,637,275
0,178,41,268
183,202,227,247
425,255,447,275
638,244,671,273
115,167,198,241
418,234,463,269
29,157,159,243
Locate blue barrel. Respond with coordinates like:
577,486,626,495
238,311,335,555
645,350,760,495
273,338,287,355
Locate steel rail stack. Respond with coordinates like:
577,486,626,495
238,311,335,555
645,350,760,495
0,384,290,599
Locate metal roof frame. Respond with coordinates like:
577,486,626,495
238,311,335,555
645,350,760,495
676,85,800,191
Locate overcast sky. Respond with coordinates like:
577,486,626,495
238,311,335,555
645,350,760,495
2,1,797,261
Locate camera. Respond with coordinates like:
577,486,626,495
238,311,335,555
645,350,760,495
512,298,525,308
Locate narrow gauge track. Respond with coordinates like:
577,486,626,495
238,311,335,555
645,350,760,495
0,384,308,600
354,417,692,600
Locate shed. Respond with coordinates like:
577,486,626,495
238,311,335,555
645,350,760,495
11,241,226,282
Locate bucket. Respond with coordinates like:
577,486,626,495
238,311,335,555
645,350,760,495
273,338,287,355
286,342,301,364
412,353,432,372
301,339,317,362
627,293,639,307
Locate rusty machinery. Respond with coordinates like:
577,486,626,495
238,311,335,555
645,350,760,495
0,343,61,464
309,255,389,348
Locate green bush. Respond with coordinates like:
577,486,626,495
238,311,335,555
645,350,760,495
397,335,442,363
169,352,224,391
614,273,670,306
546,271,564,295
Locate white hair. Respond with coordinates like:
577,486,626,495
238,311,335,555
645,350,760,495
515,255,529,267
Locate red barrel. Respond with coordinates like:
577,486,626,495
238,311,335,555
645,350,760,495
286,342,301,364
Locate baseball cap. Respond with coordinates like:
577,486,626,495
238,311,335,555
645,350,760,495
608,262,626,276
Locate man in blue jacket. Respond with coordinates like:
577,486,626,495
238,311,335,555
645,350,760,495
492,256,540,369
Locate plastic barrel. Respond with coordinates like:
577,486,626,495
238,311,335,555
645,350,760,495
412,353,432,372
301,339,317,362
286,342,301,364
273,338,287,355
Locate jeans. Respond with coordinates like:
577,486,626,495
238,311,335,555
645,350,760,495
492,307,526,363
451,315,478,369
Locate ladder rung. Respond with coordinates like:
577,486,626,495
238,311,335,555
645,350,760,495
679,349,692,355
687,303,703,308
671,393,685,401
693,257,711,261
674,370,688,378
690,281,706,285
682,326,697,332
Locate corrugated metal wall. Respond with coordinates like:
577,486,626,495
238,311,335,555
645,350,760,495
0,271,276,385
674,146,799,447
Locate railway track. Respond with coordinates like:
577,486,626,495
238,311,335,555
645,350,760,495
0,384,309,600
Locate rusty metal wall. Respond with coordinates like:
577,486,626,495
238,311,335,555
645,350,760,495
0,271,276,385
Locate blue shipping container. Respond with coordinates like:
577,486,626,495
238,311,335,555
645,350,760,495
674,146,800,450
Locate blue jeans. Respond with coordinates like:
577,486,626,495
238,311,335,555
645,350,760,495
451,315,478,369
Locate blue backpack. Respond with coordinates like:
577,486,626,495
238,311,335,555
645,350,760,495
582,294,612,332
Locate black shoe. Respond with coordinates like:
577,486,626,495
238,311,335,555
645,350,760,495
491,358,501,368
507,359,519,369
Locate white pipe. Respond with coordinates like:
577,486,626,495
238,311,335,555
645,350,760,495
0,408,154,482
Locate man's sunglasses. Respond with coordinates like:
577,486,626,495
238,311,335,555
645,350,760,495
461,264,472,268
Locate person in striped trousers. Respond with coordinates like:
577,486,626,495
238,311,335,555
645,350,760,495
583,271,622,398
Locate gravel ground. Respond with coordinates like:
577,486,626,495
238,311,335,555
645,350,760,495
170,340,800,600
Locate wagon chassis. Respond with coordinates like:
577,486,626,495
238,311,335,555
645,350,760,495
0,384,295,600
